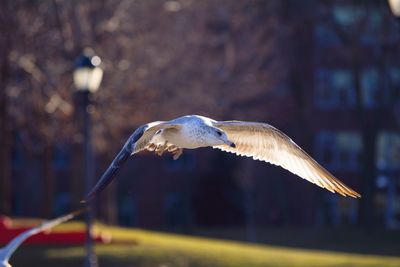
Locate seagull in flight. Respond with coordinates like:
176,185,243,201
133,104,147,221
84,115,360,202
0,211,81,267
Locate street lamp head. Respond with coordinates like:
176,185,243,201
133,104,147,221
388,0,400,18
73,49,104,93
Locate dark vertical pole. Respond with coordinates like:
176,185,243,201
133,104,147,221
82,90,99,267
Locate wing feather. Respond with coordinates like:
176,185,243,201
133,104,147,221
83,121,181,202
213,121,360,198
1,211,80,262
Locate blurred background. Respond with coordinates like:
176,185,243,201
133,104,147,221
1,0,400,265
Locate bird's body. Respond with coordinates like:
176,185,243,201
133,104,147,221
150,115,219,149
0,211,80,267
84,115,361,202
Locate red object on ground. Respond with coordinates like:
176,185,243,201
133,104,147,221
0,215,111,245
0,216,12,228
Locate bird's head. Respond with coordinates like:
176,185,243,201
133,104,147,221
207,127,236,148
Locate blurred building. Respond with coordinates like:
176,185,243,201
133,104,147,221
115,0,400,229
311,0,400,228
3,0,400,230
107,1,400,230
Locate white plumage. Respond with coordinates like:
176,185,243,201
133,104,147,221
84,115,360,202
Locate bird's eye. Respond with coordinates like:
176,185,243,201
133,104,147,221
216,131,222,136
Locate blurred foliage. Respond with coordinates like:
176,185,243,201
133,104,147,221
0,0,296,220
1,0,288,153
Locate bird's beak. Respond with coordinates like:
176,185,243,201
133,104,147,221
81,145,131,203
225,140,236,148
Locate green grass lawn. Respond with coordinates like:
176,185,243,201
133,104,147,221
8,221,400,267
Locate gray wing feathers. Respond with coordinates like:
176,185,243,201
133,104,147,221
1,211,78,262
213,121,360,198
83,121,182,202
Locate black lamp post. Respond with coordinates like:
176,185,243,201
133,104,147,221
73,49,103,267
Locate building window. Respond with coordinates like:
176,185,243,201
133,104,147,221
119,195,137,226
11,133,23,169
333,5,382,45
361,9,382,45
314,24,341,47
361,67,379,108
315,131,362,171
53,144,70,171
385,67,400,105
376,131,400,170
316,4,394,47
390,67,400,90
332,5,363,28
315,68,356,109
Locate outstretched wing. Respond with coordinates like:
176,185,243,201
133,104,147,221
83,121,181,202
0,210,81,263
213,121,360,198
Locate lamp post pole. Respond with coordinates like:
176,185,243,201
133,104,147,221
73,49,103,267
82,90,98,267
